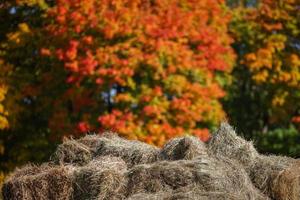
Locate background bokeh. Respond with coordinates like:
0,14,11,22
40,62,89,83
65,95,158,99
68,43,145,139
0,0,300,178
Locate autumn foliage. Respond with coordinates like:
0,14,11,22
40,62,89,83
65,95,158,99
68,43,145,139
229,0,300,129
4,0,300,176
246,0,300,110
37,0,235,145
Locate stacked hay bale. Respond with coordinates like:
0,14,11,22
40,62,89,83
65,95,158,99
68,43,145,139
2,124,300,199
126,158,265,199
158,136,207,160
78,133,160,167
73,156,128,200
152,136,264,199
208,123,259,168
51,139,92,166
2,164,74,200
209,122,300,200
251,155,300,200
127,189,240,200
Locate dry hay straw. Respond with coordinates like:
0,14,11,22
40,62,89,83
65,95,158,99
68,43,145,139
78,133,160,167
51,138,92,166
159,136,207,160
128,189,247,200
126,156,265,200
157,135,265,199
2,164,73,200
250,155,300,200
209,122,300,200
73,156,127,200
208,122,259,168
4,123,300,200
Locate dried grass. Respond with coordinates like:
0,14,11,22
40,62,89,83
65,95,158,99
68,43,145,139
126,156,265,200
4,123,300,200
250,155,300,200
2,164,73,200
168,190,243,200
208,122,259,168
159,136,207,160
126,160,195,195
209,122,300,200
128,187,256,200
73,156,127,200
215,157,267,200
79,133,160,167
51,139,92,166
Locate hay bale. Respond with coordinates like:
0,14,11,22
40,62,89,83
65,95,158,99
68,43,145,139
208,122,259,168
79,133,160,167
7,164,46,179
73,156,127,200
209,123,300,200
127,186,252,200
7,125,299,200
77,134,106,153
215,157,268,200
127,192,236,200
127,191,168,200
126,160,197,195
159,136,207,160
2,164,73,200
126,157,265,199
168,190,242,200
250,155,300,200
51,139,92,166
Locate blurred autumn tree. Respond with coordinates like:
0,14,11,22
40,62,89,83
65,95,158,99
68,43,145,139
42,0,235,145
0,0,57,172
226,0,300,156
0,0,234,172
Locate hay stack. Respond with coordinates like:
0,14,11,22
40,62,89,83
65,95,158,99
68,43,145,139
127,190,241,200
4,123,300,200
78,134,112,153
209,122,300,200
73,156,127,200
79,133,160,167
159,136,207,160
51,139,92,166
215,157,267,200
126,157,265,199
2,164,73,200
126,160,197,195
6,164,44,179
168,190,244,200
208,122,259,168
127,191,168,200
250,155,300,200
